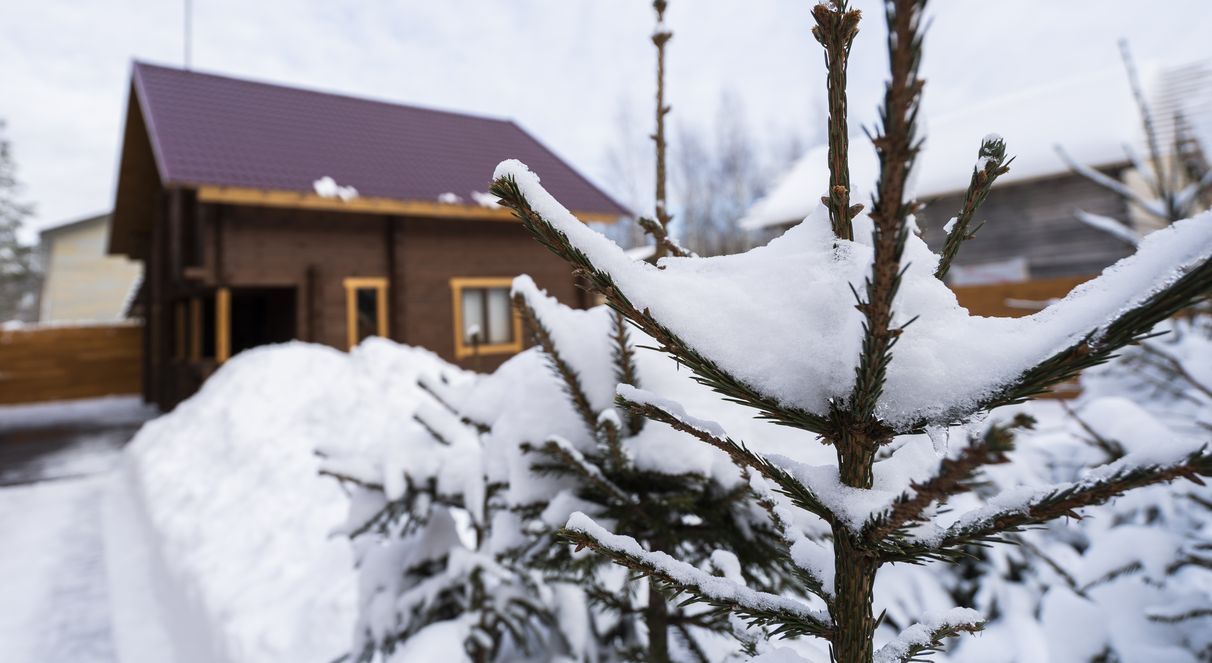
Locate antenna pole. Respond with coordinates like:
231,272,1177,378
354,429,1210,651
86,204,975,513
184,0,192,70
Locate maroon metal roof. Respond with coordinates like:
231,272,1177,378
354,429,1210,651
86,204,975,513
131,61,627,216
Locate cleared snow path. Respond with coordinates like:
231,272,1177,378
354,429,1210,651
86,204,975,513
0,395,155,663
0,477,116,662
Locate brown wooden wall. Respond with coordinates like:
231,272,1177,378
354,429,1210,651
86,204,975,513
919,170,1133,279
397,217,581,368
0,325,142,405
951,274,1092,318
201,204,581,370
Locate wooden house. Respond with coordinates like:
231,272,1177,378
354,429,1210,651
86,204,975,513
108,62,627,409
741,62,1212,284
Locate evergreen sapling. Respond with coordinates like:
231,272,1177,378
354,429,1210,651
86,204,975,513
489,1,1212,661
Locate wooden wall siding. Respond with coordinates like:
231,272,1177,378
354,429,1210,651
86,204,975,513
950,274,1092,318
0,325,142,405
193,206,581,371
205,205,391,350
398,217,581,370
919,170,1134,279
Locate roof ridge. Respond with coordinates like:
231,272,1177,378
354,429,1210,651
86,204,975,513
131,60,513,126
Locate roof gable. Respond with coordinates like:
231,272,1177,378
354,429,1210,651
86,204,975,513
128,62,626,217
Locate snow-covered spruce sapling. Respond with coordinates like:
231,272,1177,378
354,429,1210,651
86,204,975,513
511,278,789,661
1056,40,1212,246
488,1,1212,661
939,370,1212,659
322,393,564,663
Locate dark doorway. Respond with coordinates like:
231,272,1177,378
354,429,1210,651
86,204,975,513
230,287,297,355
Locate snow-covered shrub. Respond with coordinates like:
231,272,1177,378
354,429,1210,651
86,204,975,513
943,316,1212,662
486,2,1212,660
508,277,789,661
322,364,569,662
329,279,805,662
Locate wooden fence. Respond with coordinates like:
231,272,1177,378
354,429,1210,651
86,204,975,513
0,324,142,405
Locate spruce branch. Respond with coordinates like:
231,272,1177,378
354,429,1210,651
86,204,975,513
637,216,693,259
932,446,1212,551
974,254,1212,413
864,415,1030,546
871,610,985,663
1120,39,1179,219
934,135,1012,280
513,292,598,434
1054,145,1170,221
847,0,928,433
414,411,455,446
491,175,832,435
811,0,864,241
417,375,490,433
609,309,646,435
619,392,837,525
524,436,636,508
650,0,675,259
562,513,834,640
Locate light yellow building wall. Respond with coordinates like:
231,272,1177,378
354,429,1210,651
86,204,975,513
39,215,142,322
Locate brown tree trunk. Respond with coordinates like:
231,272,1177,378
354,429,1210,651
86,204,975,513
832,534,877,663
833,434,878,663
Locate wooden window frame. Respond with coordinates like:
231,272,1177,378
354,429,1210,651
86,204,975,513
216,287,231,363
344,277,389,350
449,277,523,359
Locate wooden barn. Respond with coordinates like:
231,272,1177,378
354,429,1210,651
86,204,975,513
108,62,627,409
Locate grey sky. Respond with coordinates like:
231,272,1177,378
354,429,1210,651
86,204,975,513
2,0,1210,237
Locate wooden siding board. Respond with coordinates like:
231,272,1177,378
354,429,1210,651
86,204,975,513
919,170,1133,279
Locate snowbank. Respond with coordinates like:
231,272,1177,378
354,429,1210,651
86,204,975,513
110,339,466,663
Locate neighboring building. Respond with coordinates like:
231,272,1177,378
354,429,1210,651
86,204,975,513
38,213,142,322
108,62,627,409
741,62,1212,283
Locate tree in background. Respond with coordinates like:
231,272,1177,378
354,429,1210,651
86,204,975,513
1056,40,1212,246
603,93,802,257
600,0,809,258
491,1,1212,661
674,94,806,257
0,119,39,322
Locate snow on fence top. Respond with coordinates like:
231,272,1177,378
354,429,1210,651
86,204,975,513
741,61,1212,231
496,159,1212,429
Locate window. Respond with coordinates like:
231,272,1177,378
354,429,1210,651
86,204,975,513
450,277,522,358
344,277,388,350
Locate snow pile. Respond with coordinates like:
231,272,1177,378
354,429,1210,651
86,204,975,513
114,339,466,663
496,159,1212,428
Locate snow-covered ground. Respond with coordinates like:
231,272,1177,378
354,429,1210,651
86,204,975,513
0,395,156,663
0,477,115,662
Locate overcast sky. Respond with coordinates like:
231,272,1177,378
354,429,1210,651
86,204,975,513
2,0,1210,238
